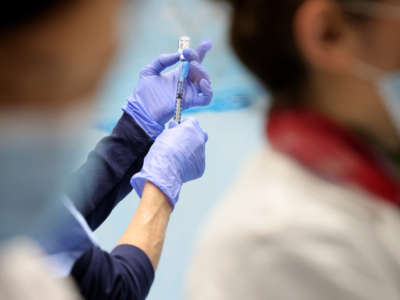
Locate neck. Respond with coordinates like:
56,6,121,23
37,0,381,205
299,71,400,150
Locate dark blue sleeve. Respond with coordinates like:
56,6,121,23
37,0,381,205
66,113,154,231
71,245,155,300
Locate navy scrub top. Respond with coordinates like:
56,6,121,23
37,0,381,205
66,113,155,300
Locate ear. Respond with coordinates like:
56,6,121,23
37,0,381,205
293,0,357,74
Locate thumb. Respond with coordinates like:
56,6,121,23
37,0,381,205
140,53,180,76
181,117,209,142
169,120,178,129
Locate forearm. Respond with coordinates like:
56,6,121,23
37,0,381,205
118,181,172,270
70,182,168,299
66,113,153,230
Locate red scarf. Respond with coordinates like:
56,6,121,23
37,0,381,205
267,109,400,206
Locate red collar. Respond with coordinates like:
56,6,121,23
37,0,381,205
266,109,400,206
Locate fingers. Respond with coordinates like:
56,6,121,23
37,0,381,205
168,114,210,142
183,48,200,62
196,39,212,63
195,78,213,107
182,39,213,63
140,53,180,76
140,39,212,77
189,61,211,89
182,41,213,110
181,117,209,142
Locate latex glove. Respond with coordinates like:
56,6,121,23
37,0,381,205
131,118,208,208
123,40,213,139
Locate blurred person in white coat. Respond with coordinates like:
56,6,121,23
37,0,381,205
0,240,81,300
187,0,400,299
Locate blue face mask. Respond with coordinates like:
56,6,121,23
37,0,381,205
0,131,83,242
0,110,91,242
380,72,400,133
345,2,400,134
0,111,96,276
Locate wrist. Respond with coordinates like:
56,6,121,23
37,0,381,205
131,170,182,208
123,100,164,140
141,182,172,215
117,180,172,270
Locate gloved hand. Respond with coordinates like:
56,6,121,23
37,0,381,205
131,118,208,208
123,40,213,139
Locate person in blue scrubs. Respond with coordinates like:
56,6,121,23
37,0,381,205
0,1,212,299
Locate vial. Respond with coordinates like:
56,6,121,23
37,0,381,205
178,36,191,60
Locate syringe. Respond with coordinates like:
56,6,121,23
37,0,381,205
174,36,191,124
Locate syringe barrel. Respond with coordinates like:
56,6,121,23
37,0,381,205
174,97,183,124
174,36,191,124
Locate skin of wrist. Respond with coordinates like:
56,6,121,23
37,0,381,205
140,181,172,218
116,181,172,270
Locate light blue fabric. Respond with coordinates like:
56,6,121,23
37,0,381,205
345,2,400,135
0,129,85,242
0,124,94,277
39,198,96,277
123,40,213,140
131,118,208,207
380,72,400,133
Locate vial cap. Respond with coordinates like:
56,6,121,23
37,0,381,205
178,36,191,59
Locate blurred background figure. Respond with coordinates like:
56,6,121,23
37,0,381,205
0,240,81,300
186,0,400,299
0,0,213,299
0,0,126,298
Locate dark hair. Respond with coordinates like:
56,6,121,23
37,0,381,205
0,1,64,32
221,0,369,97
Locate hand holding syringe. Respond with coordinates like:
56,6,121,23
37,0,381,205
124,39,213,138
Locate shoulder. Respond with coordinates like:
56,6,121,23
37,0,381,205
186,148,398,299
199,147,381,244
0,240,80,300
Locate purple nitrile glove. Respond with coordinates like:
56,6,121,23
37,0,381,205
123,40,213,140
131,117,208,208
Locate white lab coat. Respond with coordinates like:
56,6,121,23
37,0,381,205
0,239,81,300
186,147,400,300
